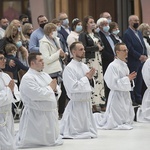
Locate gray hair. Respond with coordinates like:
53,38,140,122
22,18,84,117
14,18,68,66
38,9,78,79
96,18,108,26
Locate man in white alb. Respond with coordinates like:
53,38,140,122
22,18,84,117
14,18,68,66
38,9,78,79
0,50,20,150
60,41,97,138
93,43,137,130
137,58,150,122
16,52,63,148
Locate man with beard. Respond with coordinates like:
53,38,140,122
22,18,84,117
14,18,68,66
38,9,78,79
16,53,63,148
60,42,97,139
29,15,48,53
0,17,9,39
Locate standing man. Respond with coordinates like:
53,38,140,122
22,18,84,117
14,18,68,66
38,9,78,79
96,17,118,102
58,12,71,43
29,15,48,52
0,17,9,39
99,12,112,23
123,15,147,105
0,50,19,150
58,12,70,60
16,53,63,148
93,43,136,130
60,42,97,139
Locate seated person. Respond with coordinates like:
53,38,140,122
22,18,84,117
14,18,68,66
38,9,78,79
3,43,28,85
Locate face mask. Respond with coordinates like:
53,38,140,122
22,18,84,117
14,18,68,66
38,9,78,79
112,29,120,35
57,26,61,31
95,27,100,33
107,19,112,24
22,21,29,25
62,19,69,26
52,31,58,38
40,22,48,28
16,41,22,48
1,25,8,30
13,52,17,57
27,32,32,37
133,23,139,29
18,27,22,32
75,25,82,32
103,25,110,33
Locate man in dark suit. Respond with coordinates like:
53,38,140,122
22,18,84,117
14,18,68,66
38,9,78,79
57,13,71,118
123,15,147,105
96,18,118,101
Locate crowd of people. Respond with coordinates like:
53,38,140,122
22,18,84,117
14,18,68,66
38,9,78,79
0,11,150,149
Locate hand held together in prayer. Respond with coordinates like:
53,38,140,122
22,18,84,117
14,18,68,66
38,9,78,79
86,67,96,80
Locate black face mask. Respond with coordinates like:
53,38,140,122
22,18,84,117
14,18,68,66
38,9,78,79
1,25,8,30
27,32,32,37
22,21,29,25
133,23,139,29
39,22,48,29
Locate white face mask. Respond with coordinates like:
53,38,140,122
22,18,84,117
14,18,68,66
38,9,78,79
52,31,58,38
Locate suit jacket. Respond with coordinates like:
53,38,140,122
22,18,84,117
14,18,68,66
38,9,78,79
98,31,118,73
123,28,147,71
58,26,71,43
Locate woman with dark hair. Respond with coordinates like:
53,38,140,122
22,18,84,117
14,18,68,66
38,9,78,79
109,21,122,43
79,16,105,112
67,18,82,58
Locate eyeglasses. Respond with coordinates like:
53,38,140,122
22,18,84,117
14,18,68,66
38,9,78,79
60,18,68,20
0,57,6,61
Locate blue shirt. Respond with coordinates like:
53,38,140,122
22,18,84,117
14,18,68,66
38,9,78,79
29,28,44,52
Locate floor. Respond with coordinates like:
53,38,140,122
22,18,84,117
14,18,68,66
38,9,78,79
15,121,150,150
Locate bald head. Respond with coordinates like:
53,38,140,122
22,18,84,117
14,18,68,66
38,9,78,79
128,15,139,30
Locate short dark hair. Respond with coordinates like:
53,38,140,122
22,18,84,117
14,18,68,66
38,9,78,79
114,43,126,53
28,52,42,66
19,14,28,21
70,41,83,53
37,15,45,23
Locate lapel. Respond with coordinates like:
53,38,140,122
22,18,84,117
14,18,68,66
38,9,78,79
59,27,69,40
128,28,143,47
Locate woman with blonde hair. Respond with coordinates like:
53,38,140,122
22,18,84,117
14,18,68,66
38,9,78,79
138,23,150,57
4,19,29,66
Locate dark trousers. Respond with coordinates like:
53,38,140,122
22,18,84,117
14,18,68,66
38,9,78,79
58,82,67,115
130,64,144,104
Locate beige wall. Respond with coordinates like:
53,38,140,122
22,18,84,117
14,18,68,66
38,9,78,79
141,0,150,24
29,0,47,29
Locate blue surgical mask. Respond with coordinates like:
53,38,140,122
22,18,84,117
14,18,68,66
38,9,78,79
13,52,17,57
52,31,58,38
16,41,22,48
62,19,69,26
112,29,120,35
107,19,112,24
95,27,100,33
18,27,22,32
75,25,82,32
57,26,61,31
103,25,110,33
